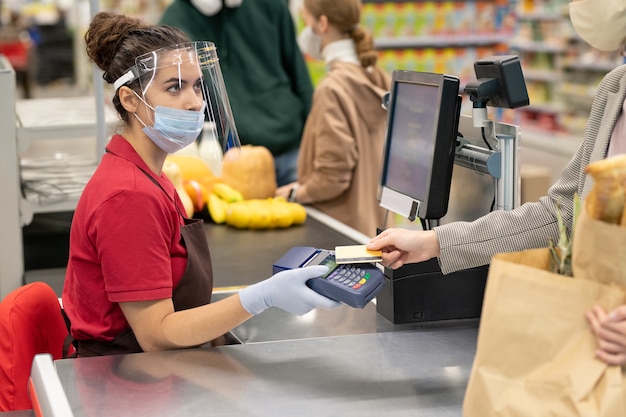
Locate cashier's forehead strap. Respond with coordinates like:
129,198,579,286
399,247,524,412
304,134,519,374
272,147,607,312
114,70,136,91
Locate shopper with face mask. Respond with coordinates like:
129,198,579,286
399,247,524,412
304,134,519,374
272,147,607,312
62,12,339,357
275,0,391,237
159,0,313,187
366,0,626,366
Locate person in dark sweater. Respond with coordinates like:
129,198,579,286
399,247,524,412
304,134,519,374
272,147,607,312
159,0,314,186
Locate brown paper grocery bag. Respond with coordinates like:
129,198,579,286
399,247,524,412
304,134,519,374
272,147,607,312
573,208,626,288
462,248,626,417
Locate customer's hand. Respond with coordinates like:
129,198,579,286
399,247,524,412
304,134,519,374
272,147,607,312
274,182,296,200
586,305,626,366
239,265,341,315
366,228,440,269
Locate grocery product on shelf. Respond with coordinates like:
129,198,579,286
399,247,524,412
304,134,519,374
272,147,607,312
512,0,623,134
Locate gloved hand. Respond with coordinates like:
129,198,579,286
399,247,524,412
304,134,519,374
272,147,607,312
239,266,342,315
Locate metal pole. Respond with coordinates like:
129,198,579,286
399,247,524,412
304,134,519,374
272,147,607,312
89,0,106,160
495,134,516,211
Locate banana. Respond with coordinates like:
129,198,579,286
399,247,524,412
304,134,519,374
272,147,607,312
225,202,251,228
207,193,228,224
212,183,244,203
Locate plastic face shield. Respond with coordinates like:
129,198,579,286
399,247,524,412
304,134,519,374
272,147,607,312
114,41,241,159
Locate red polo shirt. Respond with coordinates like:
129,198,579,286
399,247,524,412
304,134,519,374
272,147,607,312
62,135,188,342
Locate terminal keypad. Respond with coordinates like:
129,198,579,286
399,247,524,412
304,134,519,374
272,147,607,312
326,265,372,290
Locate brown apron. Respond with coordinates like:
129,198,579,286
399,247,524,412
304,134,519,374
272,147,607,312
64,167,213,357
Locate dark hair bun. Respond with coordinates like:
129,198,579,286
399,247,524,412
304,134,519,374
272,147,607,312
84,12,146,73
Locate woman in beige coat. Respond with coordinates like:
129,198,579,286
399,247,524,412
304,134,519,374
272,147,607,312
275,0,391,237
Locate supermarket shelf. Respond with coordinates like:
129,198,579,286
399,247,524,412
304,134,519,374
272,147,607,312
1,86,117,297
562,60,621,73
523,102,563,114
20,195,82,227
15,96,117,152
375,33,513,49
509,0,621,134
509,41,565,53
14,96,117,226
353,0,517,91
522,69,561,83
516,12,563,21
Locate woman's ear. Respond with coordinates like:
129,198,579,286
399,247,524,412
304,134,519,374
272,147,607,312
118,86,140,113
317,15,329,33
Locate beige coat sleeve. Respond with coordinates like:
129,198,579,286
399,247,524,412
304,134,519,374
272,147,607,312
301,83,359,203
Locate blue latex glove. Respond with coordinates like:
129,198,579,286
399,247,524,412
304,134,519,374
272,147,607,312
239,265,342,315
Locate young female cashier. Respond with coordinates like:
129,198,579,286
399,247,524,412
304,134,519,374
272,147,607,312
275,0,391,237
62,12,339,357
367,0,626,366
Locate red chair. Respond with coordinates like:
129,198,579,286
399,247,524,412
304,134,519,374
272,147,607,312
0,282,69,411
0,40,29,70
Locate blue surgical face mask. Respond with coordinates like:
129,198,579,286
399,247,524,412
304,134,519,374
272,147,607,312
135,102,206,154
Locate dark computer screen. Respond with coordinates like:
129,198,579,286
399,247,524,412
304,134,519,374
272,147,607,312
384,81,439,201
379,70,461,221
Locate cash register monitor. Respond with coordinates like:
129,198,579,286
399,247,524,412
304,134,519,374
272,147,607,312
379,70,461,221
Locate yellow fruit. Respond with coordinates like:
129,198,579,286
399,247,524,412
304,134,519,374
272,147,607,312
270,204,293,228
167,155,219,197
247,200,273,229
207,193,228,224
162,160,194,218
286,202,307,224
212,183,244,203
225,202,251,229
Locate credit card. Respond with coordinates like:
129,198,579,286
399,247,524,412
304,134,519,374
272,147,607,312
334,245,382,264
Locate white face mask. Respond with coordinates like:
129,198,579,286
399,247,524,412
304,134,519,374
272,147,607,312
190,0,223,16
569,0,626,51
190,0,243,16
297,26,323,61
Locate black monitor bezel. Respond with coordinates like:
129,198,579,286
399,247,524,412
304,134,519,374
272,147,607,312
379,70,461,221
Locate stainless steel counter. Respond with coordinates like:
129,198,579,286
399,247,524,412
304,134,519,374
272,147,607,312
40,208,479,416
56,327,477,417
213,290,478,344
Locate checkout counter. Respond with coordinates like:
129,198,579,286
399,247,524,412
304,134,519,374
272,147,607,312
19,208,479,417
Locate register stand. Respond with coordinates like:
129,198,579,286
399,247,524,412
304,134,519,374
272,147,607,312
376,114,522,324
376,56,528,324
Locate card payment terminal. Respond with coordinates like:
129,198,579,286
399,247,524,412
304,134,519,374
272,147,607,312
273,246,385,308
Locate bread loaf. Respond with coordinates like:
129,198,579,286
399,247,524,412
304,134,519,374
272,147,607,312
585,154,626,225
